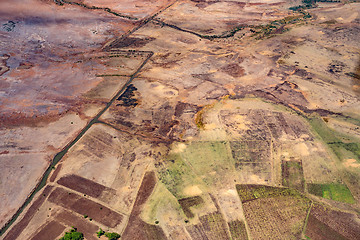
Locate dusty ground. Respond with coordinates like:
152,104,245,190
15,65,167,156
1,0,360,239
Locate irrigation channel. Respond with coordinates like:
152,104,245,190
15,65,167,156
0,50,154,237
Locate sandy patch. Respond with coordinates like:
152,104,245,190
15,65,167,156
343,159,360,168
183,185,203,196
171,143,187,153
294,142,310,156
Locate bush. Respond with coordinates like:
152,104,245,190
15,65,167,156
96,228,105,238
104,232,121,240
59,227,84,240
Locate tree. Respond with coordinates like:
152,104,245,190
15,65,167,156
59,227,84,240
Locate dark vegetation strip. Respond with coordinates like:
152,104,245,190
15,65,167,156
152,19,246,39
228,220,249,240
53,0,138,20
152,9,311,40
95,74,131,77
301,201,313,237
3,186,53,240
49,163,62,182
0,51,153,237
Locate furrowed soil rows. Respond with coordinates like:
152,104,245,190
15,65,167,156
186,212,230,240
228,220,248,240
282,160,305,192
122,171,167,240
57,174,116,200
305,203,360,240
3,186,53,240
56,210,100,240
178,196,204,218
48,187,123,228
29,220,66,240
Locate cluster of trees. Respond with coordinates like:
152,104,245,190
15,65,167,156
58,227,120,240
59,227,83,240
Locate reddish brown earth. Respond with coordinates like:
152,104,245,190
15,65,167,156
57,174,116,199
0,0,137,126
29,220,66,240
48,187,123,228
121,171,167,240
305,204,360,240
56,210,100,240
3,186,53,240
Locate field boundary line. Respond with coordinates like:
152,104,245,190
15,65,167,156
301,200,313,239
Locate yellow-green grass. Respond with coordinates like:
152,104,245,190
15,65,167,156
141,182,185,224
178,141,235,186
158,153,204,199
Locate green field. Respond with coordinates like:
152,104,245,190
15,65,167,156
308,115,360,161
307,183,355,204
158,141,234,197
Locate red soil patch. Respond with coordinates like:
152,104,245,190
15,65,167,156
56,209,100,240
48,187,123,228
221,64,245,78
305,204,360,240
30,220,66,240
57,174,116,199
131,171,157,215
3,186,53,240
121,171,167,240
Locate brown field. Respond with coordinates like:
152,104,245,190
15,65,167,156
281,160,305,192
48,187,123,228
228,220,248,240
122,171,168,240
242,196,310,240
29,220,66,240
305,203,360,240
57,174,116,200
186,212,230,240
237,185,311,240
305,214,348,240
3,186,53,240
178,196,204,218
56,210,100,240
